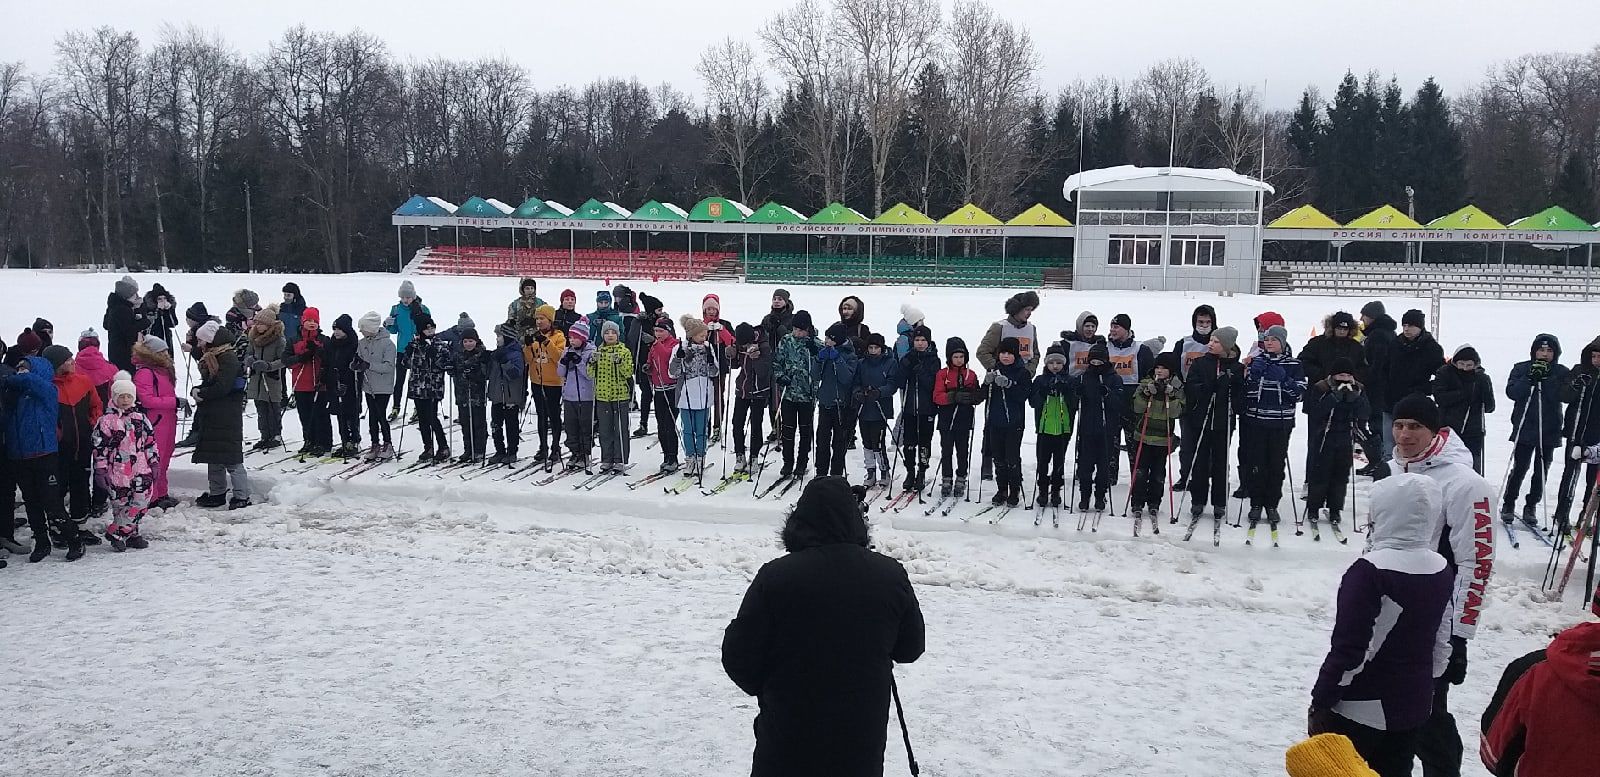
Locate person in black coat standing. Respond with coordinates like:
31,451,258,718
1299,311,1366,471
103,275,151,372
1554,335,1600,533
1359,301,1398,469
140,283,180,352
1430,345,1495,475
723,476,925,777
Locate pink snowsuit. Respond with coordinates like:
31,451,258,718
91,405,160,530
132,359,178,500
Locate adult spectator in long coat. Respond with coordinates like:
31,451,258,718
103,274,150,372
1359,301,1398,469
723,476,925,777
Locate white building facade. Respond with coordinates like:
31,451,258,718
1065,166,1272,293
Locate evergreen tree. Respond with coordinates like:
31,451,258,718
1320,72,1382,218
1086,87,1132,170
1405,78,1466,221
1375,77,1412,215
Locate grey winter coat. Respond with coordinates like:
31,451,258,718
244,326,287,403
357,332,398,395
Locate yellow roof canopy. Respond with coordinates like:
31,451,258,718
1268,204,1341,228
939,203,1004,226
1426,205,1505,230
1007,203,1072,227
1345,204,1423,229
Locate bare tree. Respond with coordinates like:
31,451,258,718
944,0,1037,215
1131,57,1211,166
148,24,243,266
697,37,770,204
762,0,860,205
55,26,144,266
834,0,940,215
1205,86,1264,172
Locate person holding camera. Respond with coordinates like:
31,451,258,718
1430,345,1494,475
1306,358,1371,540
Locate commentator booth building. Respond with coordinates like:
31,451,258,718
1065,165,1272,293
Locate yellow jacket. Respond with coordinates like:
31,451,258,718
525,329,567,388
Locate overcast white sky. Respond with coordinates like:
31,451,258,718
5,0,1598,108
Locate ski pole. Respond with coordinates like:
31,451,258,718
1537,381,1550,532
1286,450,1304,533
1177,393,1217,516
751,386,785,491
1123,396,1153,517
1164,394,1177,519
1499,381,1538,509
889,674,919,777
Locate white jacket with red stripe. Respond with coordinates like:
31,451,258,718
1387,428,1496,661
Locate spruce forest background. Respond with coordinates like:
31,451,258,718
1,0,1596,273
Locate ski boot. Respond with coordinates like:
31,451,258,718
377,444,396,461
126,530,149,550
1093,493,1106,514
1035,482,1049,508
1266,508,1283,547
1148,506,1160,534
1500,503,1518,526
64,530,85,562
228,497,252,510
432,447,452,463
1521,503,1541,531
1184,506,1205,542
1328,509,1348,544
736,455,750,475
419,446,435,462
1049,484,1062,508
1077,494,1091,513
778,462,794,479
1004,484,1020,509
1246,506,1262,545
954,479,968,499
632,426,650,439
659,459,681,475
991,489,1006,507
1132,507,1144,534
939,478,953,498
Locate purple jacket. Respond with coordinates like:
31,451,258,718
1312,473,1453,731
556,341,596,402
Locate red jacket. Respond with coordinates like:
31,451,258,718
648,333,679,390
288,307,325,393
1480,621,1600,777
54,370,104,457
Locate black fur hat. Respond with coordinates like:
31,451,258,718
1004,291,1040,317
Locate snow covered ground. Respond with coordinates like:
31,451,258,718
0,270,1593,776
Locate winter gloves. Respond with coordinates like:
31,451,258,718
1530,360,1551,380
992,373,1014,389
1443,635,1469,685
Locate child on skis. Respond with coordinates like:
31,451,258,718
1073,343,1127,514
896,324,941,493
1504,333,1568,529
283,308,332,456
406,315,453,463
557,320,598,469
5,353,82,561
1182,327,1243,528
323,314,363,458
244,305,286,451
983,338,1031,507
1305,357,1369,539
487,323,528,465
92,372,160,551
1130,353,1185,528
591,320,634,474
670,316,720,478
813,323,860,480
647,317,682,473
933,337,983,499
354,312,397,460
853,333,896,488
1430,345,1494,475
1241,324,1307,542
773,311,820,480
525,305,566,466
702,295,736,445
450,328,490,464
732,323,773,475
1030,345,1075,509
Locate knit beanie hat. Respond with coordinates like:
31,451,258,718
1154,351,1181,376
864,332,887,351
1087,341,1110,365
653,316,676,338
115,275,139,299
186,301,210,324
1452,344,1481,365
561,288,576,302
141,335,169,354
197,320,222,346
1264,325,1290,347
1044,344,1068,370
639,293,664,316
282,281,301,296
702,294,722,317
909,323,932,343
791,310,814,333
78,327,100,348
735,322,757,347
1142,336,1167,354
824,322,850,345
773,288,792,303
494,322,517,342
254,304,280,326
1004,291,1040,317
414,313,436,333
111,370,137,402
460,327,480,344
1329,357,1357,377
1111,313,1132,331
457,312,475,330
568,319,590,347
900,303,925,326
15,328,42,355
42,344,72,371
1285,734,1378,777
535,304,557,324
1360,300,1386,319
998,337,1021,358
398,280,416,298
596,290,613,304
1392,393,1443,432
358,311,383,336
233,288,260,310
1214,326,1240,357
1402,309,1426,329
680,314,708,341
601,319,621,340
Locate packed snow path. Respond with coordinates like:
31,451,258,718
1,271,1593,775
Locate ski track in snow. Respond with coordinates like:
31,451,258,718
1,270,1594,774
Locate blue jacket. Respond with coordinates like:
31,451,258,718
812,342,859,410
1507,359,1569,445
386,300,432,353
1072,367,1127,441
4,356,59,459
279,297,307,342
983,362,1032,431
896,348,941,417
1243,351,1307,428
852,351,897,423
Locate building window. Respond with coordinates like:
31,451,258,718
1108,234,1162,265
1170,235,1226,266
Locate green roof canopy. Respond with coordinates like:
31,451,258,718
1345,204,1422,229
512,197,550,219
1427,205,1505,230
939,203,1003,226
1508,205,1595,231
873,202,935,225
394,195,455,216
456,196,510,218
746,201,808,224
1268,204,1340,228
809,202,869,224
689,197,753,222
571,199,632,220
630,200,688,221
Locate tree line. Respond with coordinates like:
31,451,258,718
2,0,1597,272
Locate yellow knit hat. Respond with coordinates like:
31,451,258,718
1285,734,1379,777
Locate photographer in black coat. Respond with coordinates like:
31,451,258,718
723,476,925,777
1430,345,1495,474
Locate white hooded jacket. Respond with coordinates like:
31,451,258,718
1388,427,1496,650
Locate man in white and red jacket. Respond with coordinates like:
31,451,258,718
1381,393,1497,777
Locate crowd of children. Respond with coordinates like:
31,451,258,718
9,275,1600,569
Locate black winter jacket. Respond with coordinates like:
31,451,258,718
1362,314,1398,409
1560,336,1600,444
1432,364,1495,439
103,292,150,372
1385,331,1445,412
1184,353,1244,438
192,327,245,466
